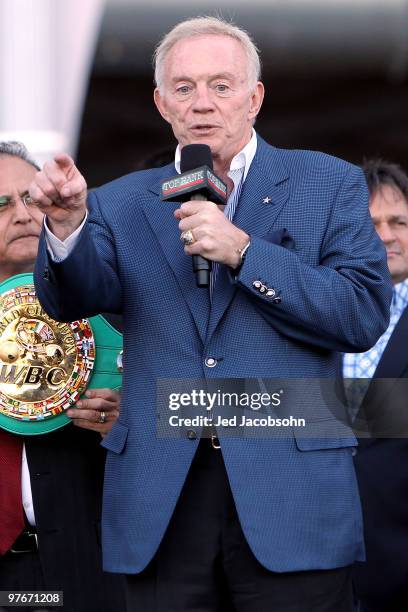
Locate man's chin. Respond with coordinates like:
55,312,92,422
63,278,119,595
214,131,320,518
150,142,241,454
181,134,221,154
6,248,38,273
388,265,408,284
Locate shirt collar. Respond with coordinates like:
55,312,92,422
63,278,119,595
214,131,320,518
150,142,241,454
174,129,257,181
392,278,408,311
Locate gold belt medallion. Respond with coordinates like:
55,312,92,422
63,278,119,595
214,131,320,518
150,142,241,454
0,284,95,422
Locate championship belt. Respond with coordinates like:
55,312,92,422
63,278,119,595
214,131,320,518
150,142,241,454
0,274,123,435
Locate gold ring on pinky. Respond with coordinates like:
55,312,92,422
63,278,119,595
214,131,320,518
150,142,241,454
180,230,196,246
99,410,107,424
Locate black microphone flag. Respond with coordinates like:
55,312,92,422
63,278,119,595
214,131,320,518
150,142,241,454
160,144,227,288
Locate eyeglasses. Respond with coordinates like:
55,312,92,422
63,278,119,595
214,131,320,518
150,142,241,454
0,192,35,212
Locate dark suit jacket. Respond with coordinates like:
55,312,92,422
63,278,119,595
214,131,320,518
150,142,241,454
24,424,125,612
353,307,408,612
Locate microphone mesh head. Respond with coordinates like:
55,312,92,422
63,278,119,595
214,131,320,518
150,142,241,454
180,144,213,172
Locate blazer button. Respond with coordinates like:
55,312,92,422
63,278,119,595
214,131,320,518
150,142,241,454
43,268,50,281
187,430,197,440
266,288,276,297
259,284,267,293
205,357,217,368
273,297,282,304
252,280,262,289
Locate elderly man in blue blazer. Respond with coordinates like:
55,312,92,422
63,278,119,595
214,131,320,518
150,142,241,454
30,15,391,612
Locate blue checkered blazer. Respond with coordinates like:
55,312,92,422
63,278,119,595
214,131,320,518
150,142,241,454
35,135,392,574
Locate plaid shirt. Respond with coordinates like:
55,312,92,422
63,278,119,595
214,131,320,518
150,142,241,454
344,278,408,379
343,279,408,416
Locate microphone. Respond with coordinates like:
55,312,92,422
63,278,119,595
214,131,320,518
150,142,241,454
161,144,227,288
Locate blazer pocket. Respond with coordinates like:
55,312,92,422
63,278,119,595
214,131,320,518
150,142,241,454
293,419,358,452
101,420,129,454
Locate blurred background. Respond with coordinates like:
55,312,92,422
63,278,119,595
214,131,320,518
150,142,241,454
1,0,408,186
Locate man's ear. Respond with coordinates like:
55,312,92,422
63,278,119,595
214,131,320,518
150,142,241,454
154,88,170,124
248,82,265,122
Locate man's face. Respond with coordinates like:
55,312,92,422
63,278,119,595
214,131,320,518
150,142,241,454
370,184,408,285
154,35,264,169
0,155,43,282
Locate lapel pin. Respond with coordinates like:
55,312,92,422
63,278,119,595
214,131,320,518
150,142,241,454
262,196,272,204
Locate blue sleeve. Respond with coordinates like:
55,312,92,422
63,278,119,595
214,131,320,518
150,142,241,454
34,190,123,322
234,166,392,352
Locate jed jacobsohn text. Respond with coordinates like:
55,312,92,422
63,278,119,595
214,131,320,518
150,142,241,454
168,389,282,411
168,414,306,428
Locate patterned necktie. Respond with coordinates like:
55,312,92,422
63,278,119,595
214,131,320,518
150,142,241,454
0,429,24,555
209,170,244,301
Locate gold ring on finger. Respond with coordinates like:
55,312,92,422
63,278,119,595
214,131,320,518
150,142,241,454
180,230,196,246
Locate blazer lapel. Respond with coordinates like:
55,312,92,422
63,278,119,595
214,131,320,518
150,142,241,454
143,166,210,344
358,306,408,426
207,138,290,342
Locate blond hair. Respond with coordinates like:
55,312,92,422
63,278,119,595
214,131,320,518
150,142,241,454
153,15,261,92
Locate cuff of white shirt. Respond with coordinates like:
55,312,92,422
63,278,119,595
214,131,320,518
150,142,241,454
44,212,88,262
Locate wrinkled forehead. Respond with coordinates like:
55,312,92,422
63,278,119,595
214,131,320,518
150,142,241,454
370,184,408,215
164,34,249,80
0,155,37,195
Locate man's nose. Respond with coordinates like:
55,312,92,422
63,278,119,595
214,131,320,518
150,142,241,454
12,197,33,223
376,222,395,244
192,85,215,112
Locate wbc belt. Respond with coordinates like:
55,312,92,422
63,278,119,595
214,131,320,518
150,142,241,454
0,273,123,435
